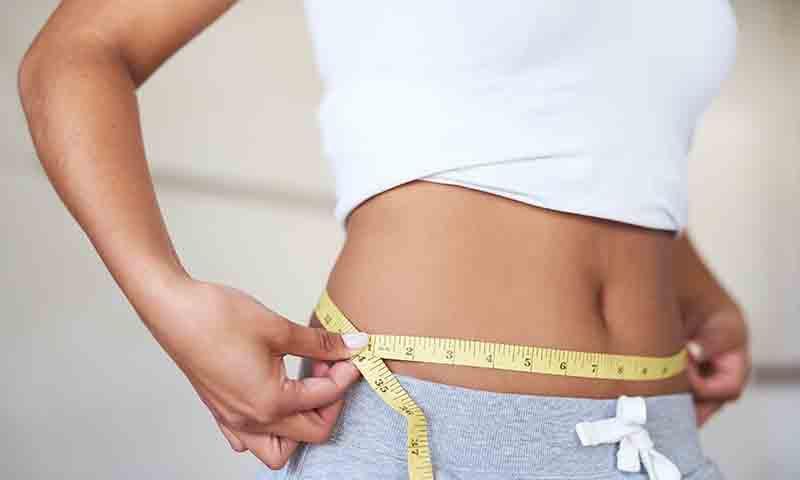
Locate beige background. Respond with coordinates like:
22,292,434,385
2,1,798,478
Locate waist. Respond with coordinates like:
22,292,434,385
316,180,690,397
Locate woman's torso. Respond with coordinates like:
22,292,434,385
301,0,737,398
310,180,690,398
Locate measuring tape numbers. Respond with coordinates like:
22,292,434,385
314,289,688,480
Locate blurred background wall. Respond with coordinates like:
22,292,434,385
2,1,797,478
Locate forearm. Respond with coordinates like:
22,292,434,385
18,38,189,329
673,231,739,327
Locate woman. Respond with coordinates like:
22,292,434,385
18,1,750,479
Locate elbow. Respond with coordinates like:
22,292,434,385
17,44,57,137
18,36,132,107
17,41,73,108
17,46,44,106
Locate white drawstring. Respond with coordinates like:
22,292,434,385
575,395,682,480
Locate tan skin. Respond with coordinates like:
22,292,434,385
18,0,750,471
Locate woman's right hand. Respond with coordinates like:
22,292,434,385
150,278,369,469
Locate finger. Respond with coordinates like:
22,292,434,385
264,358,344,442
305,360,349,427
687,350,748,401
256,398,346,443
240,431,300,470
274,360,362,416
275,320,369,361
310,359,332,377
231,360,349,441
217,420,248,452
694,399,724,427
229,360,359,436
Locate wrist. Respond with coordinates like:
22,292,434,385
681,291,745,339
119,258,194,325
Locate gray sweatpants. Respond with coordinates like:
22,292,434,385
257,372,724,480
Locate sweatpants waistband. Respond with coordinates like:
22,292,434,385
328,374,708,477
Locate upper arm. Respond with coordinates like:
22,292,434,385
21,0,239,86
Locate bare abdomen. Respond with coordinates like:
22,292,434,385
310,180,690,398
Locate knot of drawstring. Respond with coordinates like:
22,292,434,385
575,395,682,480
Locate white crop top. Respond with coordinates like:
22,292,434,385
301,1,738,235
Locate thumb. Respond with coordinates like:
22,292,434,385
276,321,369,361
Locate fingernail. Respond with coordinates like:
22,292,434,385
342,332,369,350
687,341,704,362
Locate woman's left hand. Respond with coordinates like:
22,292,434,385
684,303,751,426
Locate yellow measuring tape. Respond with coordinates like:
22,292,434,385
314,289,688,480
